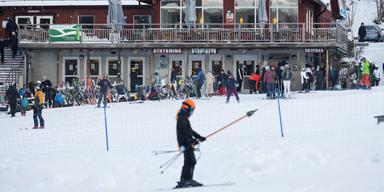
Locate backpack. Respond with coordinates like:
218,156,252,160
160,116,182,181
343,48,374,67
21,98,28,107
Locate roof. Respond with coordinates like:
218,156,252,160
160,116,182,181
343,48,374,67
0,0,148,7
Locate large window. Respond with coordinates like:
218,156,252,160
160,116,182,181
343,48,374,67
160,0,223,26
64,59,79,85
269,0,298,24
79,15,94,29
235,0,258,25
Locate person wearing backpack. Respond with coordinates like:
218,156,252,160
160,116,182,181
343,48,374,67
33,85,45,129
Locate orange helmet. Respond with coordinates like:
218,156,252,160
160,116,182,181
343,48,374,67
181,99,195,111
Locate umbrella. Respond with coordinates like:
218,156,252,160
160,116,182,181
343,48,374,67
108,0,125,30
257,0,268,27
184,0,196,27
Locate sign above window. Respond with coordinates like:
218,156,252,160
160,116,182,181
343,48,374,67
305,48,324,53
153,48,183,54
192,48,217,54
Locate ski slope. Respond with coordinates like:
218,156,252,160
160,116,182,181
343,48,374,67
1,86,384,192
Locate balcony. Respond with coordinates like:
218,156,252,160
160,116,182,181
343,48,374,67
18,23,349,51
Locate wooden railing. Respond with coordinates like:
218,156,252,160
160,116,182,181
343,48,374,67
18,23,348,48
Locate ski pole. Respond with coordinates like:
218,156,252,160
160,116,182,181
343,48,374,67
153,150,180,155
205,109,258,139
160,151,183,174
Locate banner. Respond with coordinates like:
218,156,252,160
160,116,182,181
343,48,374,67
48,24,81,42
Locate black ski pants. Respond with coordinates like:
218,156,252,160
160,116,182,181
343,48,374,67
180,148,196,182
9,102,16,117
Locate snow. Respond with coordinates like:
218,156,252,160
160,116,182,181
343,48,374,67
0,0,146,6
1,85,384,192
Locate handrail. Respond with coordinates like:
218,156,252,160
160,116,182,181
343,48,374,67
17,22,349,49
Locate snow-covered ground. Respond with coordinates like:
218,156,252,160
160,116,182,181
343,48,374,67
1,86,384,192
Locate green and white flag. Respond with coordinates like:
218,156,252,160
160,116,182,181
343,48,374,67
48,24,81,42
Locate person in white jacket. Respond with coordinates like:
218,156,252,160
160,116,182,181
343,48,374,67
205,71,215,97
301,68,309,92
373,67,382,86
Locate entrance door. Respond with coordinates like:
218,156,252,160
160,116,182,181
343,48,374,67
191,60,203,76
171,60,183,83
236,60,255,90
130,59,144,92
63,58,79,86
86,57,101,82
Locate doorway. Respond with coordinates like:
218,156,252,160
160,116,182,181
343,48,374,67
129,58,144,92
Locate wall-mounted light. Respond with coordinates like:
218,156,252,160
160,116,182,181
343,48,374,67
291,54,297,60
79,55,84,60
226,55,232,60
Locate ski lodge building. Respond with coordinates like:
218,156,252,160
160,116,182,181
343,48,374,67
0,0,348,92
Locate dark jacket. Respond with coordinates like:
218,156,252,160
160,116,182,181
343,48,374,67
358,26,366,38
6,85,18,104
226,76,238,90
218,72,228,86
41,79,52,93
282,69,292,80
236,67,244,80
176,110,203,149
98,79,112,93
196,69,205,86
6,20,18,37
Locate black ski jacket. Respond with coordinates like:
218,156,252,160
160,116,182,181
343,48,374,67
176,110,203,149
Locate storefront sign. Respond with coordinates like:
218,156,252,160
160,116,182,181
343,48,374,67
192,48,217,55
153,48,182,54
305,48,324,53
48,24,81,42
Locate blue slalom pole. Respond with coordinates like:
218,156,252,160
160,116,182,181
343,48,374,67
103,103,110,151
277,96,285,137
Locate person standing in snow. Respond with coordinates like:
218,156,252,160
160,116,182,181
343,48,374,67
175,99,206,188
97,75,113,108
33,85,45,129
373,67,382,86
205,71,215,97
5,82,19,117
301,68,309,92
361,58,371,89
282,64,292,98
358,22,366,42
226,71,240,103
195,67,205,98
263,66,275,98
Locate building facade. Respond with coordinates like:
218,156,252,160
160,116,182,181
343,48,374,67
0,0,348,92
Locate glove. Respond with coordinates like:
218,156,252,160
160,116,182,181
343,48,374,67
198,136,206,142
179,145,186,152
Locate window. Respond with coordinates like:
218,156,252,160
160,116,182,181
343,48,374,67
172,60,183,77
88,59,100,76
269,0,298,24
134,15,151,29
79,15,94,29
235,0,256,6
211,60,222,76
64,59,79,85
160,0,223,26
108,59,121,76
235,0,258,25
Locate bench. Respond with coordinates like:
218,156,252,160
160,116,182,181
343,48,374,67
374,115,384,124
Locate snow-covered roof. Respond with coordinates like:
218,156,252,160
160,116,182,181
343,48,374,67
0,0,148,7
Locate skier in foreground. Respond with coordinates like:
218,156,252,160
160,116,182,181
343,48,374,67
175,99,206,188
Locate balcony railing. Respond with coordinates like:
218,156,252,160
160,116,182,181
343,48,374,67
18,23,348,48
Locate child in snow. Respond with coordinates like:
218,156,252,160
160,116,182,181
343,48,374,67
226,71,240,103
175,99,206,188
20,94,28,116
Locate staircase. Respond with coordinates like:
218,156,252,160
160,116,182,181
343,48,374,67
0,48,24,95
